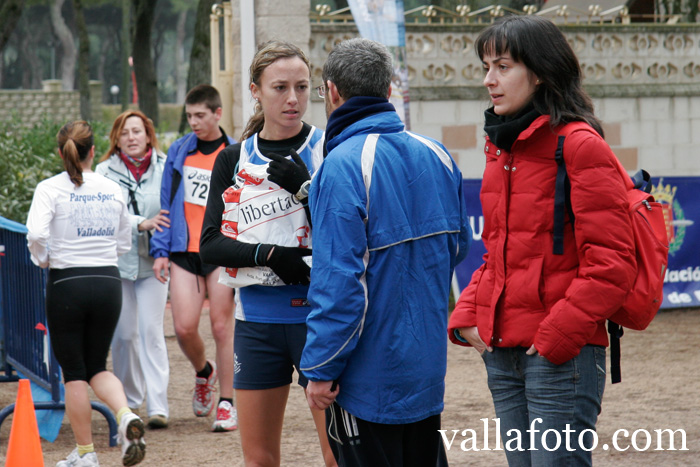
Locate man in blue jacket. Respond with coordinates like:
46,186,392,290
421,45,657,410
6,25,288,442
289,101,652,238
301,38,471,466
150,85,238,432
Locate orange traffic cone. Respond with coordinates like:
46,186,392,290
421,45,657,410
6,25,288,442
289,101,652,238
5,379,44,466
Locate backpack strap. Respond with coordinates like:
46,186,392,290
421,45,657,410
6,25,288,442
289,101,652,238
553,135,575,255
553,124,629,384
631,169,652,194
608,321,624,384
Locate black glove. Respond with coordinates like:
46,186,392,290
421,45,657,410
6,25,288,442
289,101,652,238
266,149,310,195
259,245,311,285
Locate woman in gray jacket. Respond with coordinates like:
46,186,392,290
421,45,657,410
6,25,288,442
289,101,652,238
97,110,171,429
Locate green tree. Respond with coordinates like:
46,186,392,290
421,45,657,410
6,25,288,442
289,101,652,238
132,0,160,126
0,119,109,223
152,0,196,103
0,0,26,53
121,0,130,109
178,0,216,133
659,0,698,21
3,3,53,89
172,0,194,102
74,0,91,119
83,2,123,103
50,0,77,90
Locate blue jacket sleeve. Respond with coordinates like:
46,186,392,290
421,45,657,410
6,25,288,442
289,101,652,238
456,173,472,265
300,155,368,382
149,140,178,258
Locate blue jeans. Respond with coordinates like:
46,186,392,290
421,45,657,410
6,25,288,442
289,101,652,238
481,345,606,467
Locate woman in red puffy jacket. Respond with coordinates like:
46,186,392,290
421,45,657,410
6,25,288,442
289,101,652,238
448,16,636,466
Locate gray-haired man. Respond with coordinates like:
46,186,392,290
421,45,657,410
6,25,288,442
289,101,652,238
301,38,471,466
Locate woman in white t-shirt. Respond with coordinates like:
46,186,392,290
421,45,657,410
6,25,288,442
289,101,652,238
26,121,146,467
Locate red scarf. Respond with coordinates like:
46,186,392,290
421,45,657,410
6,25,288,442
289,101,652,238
119,148,152,182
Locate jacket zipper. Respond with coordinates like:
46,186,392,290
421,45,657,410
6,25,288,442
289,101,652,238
491,152,515,345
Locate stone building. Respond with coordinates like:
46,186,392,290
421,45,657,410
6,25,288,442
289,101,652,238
215,0,700,178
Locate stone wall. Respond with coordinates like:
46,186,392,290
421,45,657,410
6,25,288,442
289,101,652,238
305,23,700,178
0,80,102,127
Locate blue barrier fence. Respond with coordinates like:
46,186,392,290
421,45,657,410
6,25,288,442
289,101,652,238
0,217,53,386
0,216,117,446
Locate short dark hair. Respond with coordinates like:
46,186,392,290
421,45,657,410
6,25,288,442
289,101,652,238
185,84,222,113
322,38,393,100
476,15,603,136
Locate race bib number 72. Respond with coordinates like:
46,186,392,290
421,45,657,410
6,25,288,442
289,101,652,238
182,165,212,207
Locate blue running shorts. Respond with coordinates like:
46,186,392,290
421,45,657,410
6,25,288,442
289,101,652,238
233,319,309,390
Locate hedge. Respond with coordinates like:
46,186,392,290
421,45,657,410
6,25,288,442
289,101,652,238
0,118,110,224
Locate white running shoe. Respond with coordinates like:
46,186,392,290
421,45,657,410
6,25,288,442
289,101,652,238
211,400,238,432
147,413,168,429
193,360,218,417
117,411,146,466
56,448,100,467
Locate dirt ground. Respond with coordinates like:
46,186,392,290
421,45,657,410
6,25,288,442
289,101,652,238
1,306,698,466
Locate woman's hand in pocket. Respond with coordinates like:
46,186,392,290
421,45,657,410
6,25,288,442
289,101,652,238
458,326,493,354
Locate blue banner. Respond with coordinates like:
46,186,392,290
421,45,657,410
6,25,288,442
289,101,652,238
347,0,411,129
456,177,700,310
655,177,700,308
455,180,486,292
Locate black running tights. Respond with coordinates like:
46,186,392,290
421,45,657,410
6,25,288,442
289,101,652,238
46,266,122,383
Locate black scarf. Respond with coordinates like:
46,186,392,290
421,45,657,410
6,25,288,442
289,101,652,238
483,103,541,152
323,96,395,157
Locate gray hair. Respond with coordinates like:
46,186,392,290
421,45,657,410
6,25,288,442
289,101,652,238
322,38,393,100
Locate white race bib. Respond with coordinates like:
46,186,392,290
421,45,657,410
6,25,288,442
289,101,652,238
182,165,212,207
218,162,311,287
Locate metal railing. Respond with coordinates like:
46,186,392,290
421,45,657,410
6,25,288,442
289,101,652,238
311,3,688,25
